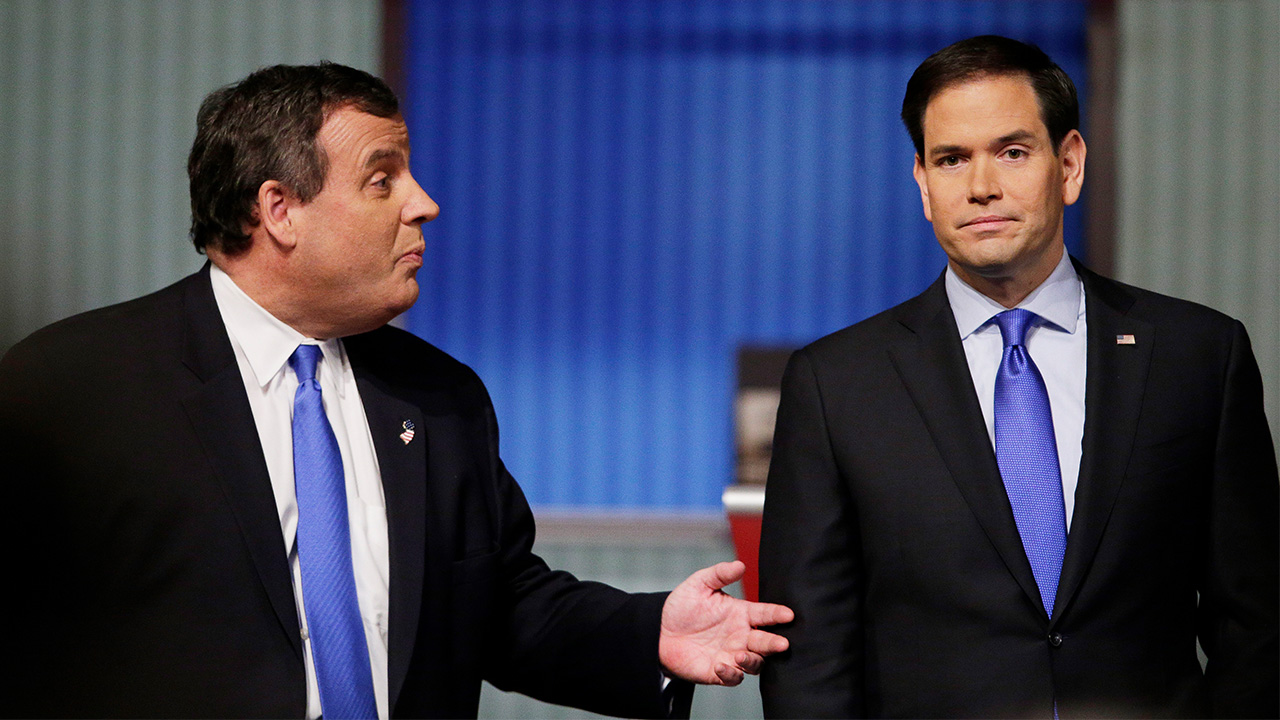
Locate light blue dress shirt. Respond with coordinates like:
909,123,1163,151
944,251,1088,529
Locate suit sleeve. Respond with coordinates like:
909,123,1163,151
759,349,864,718
1198,321,1279,718
0,337,52,715
466,375,686,719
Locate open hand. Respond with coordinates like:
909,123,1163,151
658,560,794,686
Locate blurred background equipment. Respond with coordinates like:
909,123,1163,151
726,345,793,601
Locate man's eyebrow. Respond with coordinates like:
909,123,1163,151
927,144,967,158
363,147,407,170
994,130,1036,146
927,130,1039,159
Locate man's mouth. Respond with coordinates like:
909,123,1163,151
399,247,424,266
961,215,1014,230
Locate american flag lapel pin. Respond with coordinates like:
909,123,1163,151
1116,334,1136,345
400,419,416,445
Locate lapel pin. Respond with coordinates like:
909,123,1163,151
1116,334,1136,345
399,419,416,445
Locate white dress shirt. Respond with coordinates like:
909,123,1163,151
944,252,1087,528
210,264,391,719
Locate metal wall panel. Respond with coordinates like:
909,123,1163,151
402,0,1089,509
0,0,381,351
1116,0,1280,450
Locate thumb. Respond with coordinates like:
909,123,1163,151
697,560,746,592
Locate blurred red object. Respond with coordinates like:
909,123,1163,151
722,484,766,602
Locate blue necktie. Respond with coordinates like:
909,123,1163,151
992,309,1067,618
290,345,377,720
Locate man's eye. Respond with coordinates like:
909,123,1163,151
371,176,390,189
939,156,961,167
1005,148,1025,159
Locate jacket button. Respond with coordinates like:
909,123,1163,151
1048,632,1063,647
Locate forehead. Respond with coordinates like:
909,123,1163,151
922,74,1046,145
316,106,410,167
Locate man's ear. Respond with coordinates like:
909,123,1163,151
912,155,933,223
1059,130,1087,207
256,179,301,250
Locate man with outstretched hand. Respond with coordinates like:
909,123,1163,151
0,62,792,719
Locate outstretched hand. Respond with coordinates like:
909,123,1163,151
658,560,794,686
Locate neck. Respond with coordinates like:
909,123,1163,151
952,245,1065,309
209,251,338,340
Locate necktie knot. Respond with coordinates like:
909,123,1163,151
994,308,1039,349
290,344,323,383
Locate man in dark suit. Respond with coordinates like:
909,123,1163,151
0,62,792,718
759,35,1278,718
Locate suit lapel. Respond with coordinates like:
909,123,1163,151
346,338,428,713
888,275,1047,617
1051,264,1153,623
177,266,303,659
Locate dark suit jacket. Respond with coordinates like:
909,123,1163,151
759,261,1279,718
0,266,680,719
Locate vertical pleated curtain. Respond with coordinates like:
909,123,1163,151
0,0,381,352
402,0,1089,509
1116,0,1280,453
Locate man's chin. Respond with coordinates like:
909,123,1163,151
395,281,420,314
950,255,1019,283
332,288,419,336
379,284,420,326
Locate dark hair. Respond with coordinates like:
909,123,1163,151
187,62,399,255
901,35,1078,159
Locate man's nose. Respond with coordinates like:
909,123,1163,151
404,174,440,225
967,157,1001,203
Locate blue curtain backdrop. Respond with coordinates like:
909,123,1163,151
401,0,1088,510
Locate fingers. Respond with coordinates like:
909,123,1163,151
747,600,795,627
747,628,790,655
735,651,765,675
699,560,746,591
714,662,745,686
714,632,788,685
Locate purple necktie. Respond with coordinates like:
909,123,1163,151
290,345,377,719
992,309,1067,618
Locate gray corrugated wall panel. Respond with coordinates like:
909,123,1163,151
0,0,381,353
1116,0,1280,452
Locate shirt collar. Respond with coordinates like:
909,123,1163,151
945,250,1083,340
209,263,346,396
